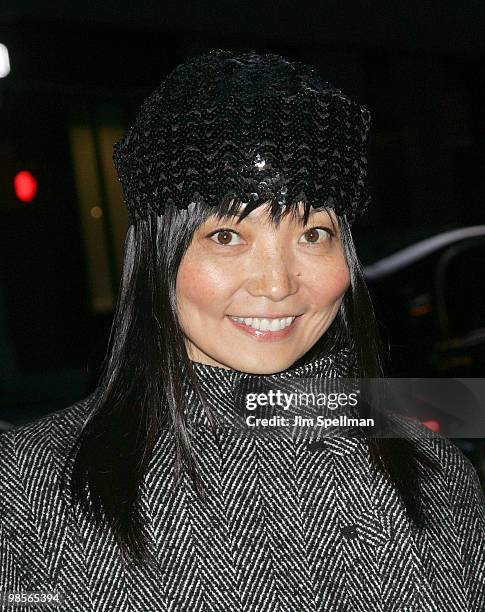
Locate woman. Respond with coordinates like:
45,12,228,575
1,49,484,611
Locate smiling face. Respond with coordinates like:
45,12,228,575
175,202,351,374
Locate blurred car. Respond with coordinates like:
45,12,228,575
364,224,485,377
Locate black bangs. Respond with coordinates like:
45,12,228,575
176,194,340,233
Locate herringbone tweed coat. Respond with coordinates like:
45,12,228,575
1,349,484,611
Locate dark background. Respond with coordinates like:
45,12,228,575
0,2,484,481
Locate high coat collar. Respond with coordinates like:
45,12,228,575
183,344,361,456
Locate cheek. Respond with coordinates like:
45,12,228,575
309,258,350,305
176,258,234,309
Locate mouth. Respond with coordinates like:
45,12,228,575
226,314,303,340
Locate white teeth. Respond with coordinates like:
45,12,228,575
229,316,296,331
269,319,280,331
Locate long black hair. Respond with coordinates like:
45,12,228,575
62,196,440,566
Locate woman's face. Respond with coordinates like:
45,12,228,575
176,203,350,374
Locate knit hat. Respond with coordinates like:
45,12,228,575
113,49,372,226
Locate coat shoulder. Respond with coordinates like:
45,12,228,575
386,413,485,518
0,392,95,459
387,413,479,473
0,393,96,513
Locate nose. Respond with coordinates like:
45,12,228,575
245,243,300,302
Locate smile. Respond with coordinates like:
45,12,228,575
228,316,296,331
226,314,303,341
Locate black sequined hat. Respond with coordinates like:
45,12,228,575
113,49,372,226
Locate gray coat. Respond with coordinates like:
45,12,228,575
1,352,485,611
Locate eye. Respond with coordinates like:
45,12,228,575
208,228,243,246
299,226,334,244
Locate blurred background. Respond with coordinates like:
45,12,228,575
0,2,484,485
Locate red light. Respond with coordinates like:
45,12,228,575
14,170,38,202
421,419,440,433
